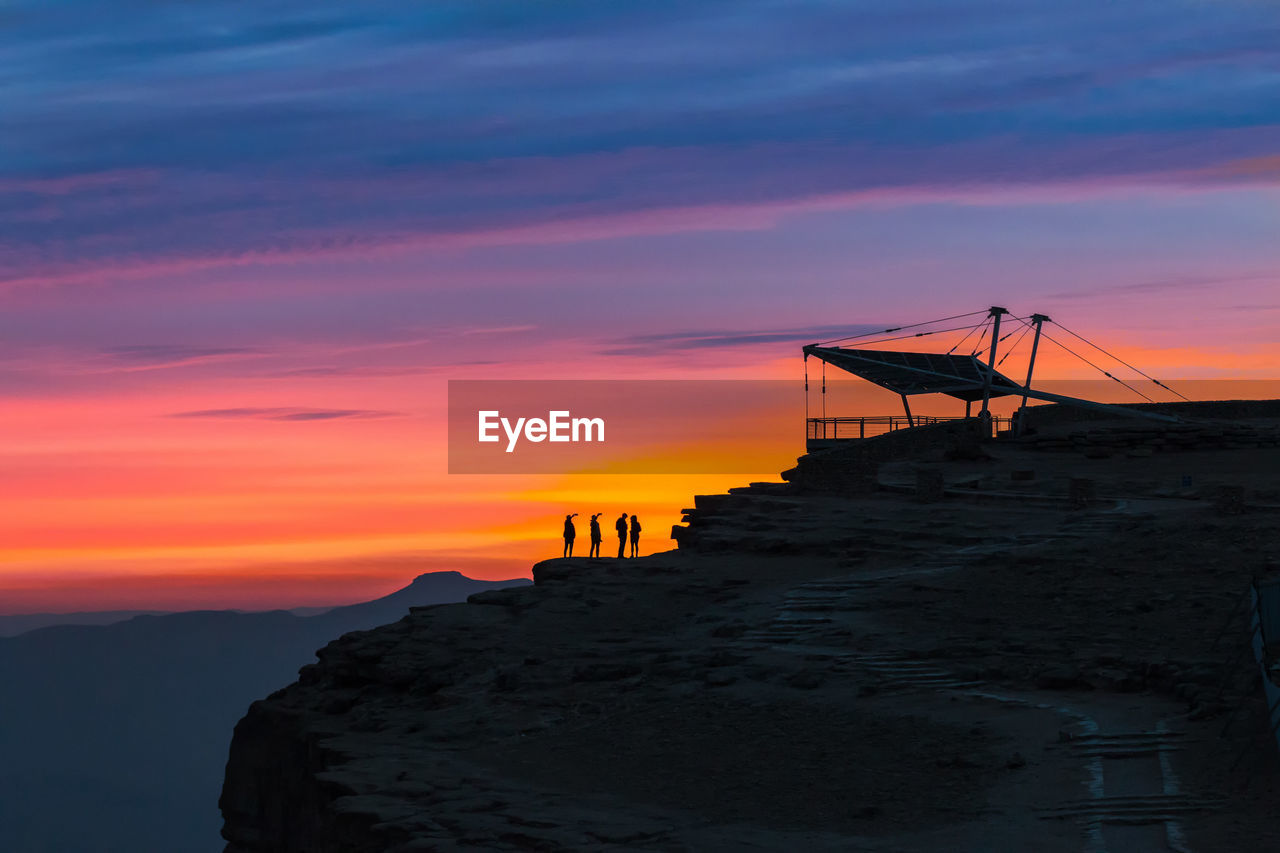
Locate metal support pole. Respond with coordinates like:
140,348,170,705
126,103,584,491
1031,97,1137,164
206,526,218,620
803,353,809,411
901,394,914,428
1016,313,1049,436
821,362,826,418
979,306,1008,418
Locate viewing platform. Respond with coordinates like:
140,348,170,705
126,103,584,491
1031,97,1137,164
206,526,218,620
800,306,1190,455
806,415,1012,451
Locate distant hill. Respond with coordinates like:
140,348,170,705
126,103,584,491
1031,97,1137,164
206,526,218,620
0,571,529,853
0,609,170,638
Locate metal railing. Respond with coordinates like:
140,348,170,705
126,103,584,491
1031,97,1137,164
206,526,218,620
806,415,1012,441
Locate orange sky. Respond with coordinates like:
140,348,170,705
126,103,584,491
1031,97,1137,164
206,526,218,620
8,0,1280,614
4,178,1280,615
1,319,1276,613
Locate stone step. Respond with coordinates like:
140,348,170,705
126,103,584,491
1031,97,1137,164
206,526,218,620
852,657,941,665
876,672,965,683
1070,745,1188,758
772,614,833,624
1036,794,1222,822
1065,730,1189,744
793,582,881,591
846,652,922,660
876,679,985,691
1058,730,1191,757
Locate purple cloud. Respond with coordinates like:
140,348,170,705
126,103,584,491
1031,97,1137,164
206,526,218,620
3,1,1280,288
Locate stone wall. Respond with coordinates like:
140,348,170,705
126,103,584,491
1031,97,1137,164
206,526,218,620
781,418,985,494
1019,398,1280,430
1019,421,1280,457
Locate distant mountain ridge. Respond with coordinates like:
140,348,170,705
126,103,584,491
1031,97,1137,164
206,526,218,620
0,571,503,637
0,570,530,853
0,609,170,638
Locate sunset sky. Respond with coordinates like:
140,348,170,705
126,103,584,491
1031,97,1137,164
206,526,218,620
3,1,1280,612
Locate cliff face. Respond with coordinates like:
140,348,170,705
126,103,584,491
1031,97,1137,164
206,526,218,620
219,483,1015,852
220,433,1280,852
219,588,543,853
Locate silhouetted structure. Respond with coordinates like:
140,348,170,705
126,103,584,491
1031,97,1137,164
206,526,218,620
629,515,641,557
615,512,628,558
562,514,576,558
803,307,1184,451
588,513,602,558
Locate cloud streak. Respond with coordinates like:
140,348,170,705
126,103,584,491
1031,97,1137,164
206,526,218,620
103,345,264,367
4,1,1280,286
168,407,400,421
602,323,887,356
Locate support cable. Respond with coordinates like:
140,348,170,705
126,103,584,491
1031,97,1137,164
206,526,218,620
945,316,992,355
821,322,990,350
1049,321,1190,401
996,323,1032,367
982,315,1027,360
1038,328,1157,403
815,310,988,345
968,319,992,357
995,320,1027,345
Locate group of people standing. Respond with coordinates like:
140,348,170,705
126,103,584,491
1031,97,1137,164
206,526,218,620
562,512,641,559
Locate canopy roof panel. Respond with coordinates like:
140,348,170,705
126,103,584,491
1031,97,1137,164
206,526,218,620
803,346,1024,402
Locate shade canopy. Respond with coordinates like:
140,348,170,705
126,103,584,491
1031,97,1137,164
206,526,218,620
803,345,1024,402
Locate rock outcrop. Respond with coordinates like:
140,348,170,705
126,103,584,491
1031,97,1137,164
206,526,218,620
221,425,1280,852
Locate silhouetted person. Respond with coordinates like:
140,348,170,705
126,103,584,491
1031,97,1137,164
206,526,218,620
588,513,602,558
563,513,577,558
616,512,628,558
629,514,641,557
